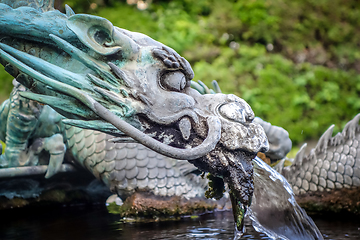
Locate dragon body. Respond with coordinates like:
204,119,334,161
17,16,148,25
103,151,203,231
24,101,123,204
0,81,208,199
66,125,208,200
276,114,360,195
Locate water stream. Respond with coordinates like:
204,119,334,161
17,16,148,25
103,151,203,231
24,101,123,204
245,157,323,240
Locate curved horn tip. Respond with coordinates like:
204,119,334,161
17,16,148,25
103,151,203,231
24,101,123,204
65,4,75,17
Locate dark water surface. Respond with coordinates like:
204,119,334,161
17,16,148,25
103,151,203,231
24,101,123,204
0,205,359,240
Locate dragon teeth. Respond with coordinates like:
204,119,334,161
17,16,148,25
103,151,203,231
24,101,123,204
178,117,191,141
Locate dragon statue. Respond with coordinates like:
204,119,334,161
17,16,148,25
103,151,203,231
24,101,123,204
0,0,271,232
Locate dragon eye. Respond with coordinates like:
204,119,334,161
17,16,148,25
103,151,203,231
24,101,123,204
160,71,187,92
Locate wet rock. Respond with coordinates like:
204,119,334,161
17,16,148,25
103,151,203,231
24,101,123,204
107,191,225,222
106,194,123,206
0,172,112,210
296,187,360,215
0,197,29,209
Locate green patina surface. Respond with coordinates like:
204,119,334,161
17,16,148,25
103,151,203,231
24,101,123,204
204,173,225,200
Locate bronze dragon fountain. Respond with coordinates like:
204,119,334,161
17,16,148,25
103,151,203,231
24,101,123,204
0,0,269,232
1,0,359,238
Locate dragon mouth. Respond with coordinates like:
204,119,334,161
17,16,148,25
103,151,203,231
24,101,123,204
192,148,255,205
137,111,267,232
190,146,257,232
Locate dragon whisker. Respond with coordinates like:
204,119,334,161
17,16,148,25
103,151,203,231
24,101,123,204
49,34,120,87
0,42,92,91
92,100,222,160
86,73,120,93
108,62,133,87
0,46,97,110
20,92,98,119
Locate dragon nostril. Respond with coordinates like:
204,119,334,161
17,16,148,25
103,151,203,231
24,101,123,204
219,102,250,124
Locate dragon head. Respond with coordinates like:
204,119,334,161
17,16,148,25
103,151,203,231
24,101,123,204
0,6,268,230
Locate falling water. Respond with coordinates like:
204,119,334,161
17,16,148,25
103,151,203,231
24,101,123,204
237,156,323,240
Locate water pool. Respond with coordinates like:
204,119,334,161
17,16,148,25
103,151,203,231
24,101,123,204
1,205,359,240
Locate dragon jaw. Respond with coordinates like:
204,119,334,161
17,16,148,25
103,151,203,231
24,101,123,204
0,5,268,231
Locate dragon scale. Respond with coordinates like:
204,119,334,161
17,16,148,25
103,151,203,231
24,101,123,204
277,114,360,195
65,125,208,199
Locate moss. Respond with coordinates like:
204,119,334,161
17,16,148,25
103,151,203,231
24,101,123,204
296,187,360,215
205,173,225,200
39,189,67,202
0,197,29,210
107,192,217,222
1,141,5,154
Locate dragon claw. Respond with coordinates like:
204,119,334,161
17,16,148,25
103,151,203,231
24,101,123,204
45,153,65,178
42,134,66,179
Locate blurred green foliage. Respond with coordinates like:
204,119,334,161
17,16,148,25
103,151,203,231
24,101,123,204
1,0,360,144
193,44,360,143
0,66,13,102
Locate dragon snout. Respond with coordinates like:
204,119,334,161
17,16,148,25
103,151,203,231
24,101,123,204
196,93,268,153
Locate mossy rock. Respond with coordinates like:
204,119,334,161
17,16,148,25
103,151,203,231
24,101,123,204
296,187,360,215
107,192,219,222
